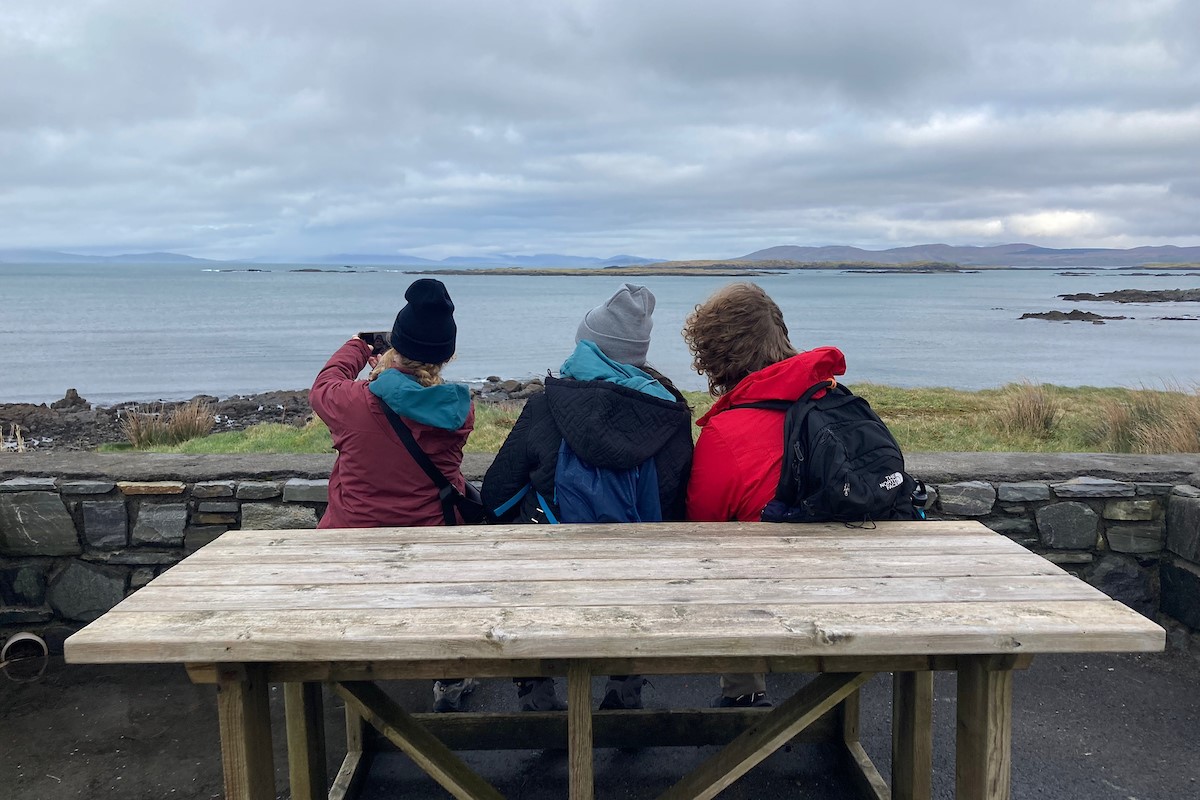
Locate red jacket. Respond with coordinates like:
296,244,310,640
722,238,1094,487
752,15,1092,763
310,339,474,528
685,348,846,522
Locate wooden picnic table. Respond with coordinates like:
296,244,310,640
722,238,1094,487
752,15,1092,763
64,520,1164,800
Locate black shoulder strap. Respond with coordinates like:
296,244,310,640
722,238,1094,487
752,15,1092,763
727,400,792,412
376,397,458,525
726,379,839,413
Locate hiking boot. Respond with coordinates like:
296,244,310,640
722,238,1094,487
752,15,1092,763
712,691,772,708
598,675,647,711
432,677,479,713
516,677,567,711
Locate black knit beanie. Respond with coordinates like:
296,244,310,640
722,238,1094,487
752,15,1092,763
389,279,457,363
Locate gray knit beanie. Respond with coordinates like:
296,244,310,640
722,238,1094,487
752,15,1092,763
575,283,655,366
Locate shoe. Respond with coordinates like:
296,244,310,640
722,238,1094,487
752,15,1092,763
433,677,479,712
516,678,567,711
599,675,647,711
712,692,772,708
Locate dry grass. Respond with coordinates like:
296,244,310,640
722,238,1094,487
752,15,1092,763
101,382,1200,455
994,381,1062,439
1089,387,1200,453
120,400,216,449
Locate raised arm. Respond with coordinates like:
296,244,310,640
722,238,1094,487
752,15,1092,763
310,338,372,427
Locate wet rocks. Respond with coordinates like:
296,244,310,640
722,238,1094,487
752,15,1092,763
475,377,545,402
1059,288,1200,303
1019,309,1127,324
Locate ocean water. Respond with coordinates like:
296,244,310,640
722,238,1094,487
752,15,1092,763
2,262,1199,404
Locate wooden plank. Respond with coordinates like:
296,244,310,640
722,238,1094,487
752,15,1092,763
844,740,891,800
334,702,373,799
138,553,1071,588
174,546,1056,578
184,654,1005,683
658,671,874,800
957,656,1013,800
284,682,327,800
119,575,1100,612
64,600,1166,664
356,707,839,749
835,686,891,800
328,751,370,800
191,532,1019,558
567,662,594,800
217,519,988,546
335,681,503,800
892,671,933,800
840,688,861,743
216,664,276,800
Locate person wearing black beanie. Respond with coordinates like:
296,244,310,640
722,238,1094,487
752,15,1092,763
389,278,458,364
310,277,478,713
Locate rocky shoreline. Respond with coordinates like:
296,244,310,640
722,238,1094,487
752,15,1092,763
0,378,547,453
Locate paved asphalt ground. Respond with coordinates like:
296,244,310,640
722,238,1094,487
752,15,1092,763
2,651,1198,799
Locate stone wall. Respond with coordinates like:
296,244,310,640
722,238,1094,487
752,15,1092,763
2,453,1199,654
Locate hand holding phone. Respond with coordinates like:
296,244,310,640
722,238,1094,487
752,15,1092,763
357,331,390,356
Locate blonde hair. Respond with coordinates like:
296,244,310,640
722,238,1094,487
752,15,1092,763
682,283,797,396
369,349,445,387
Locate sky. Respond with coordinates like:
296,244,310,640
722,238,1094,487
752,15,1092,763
2,0,1199,261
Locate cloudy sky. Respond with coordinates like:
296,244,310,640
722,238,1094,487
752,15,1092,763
2,0,1199,260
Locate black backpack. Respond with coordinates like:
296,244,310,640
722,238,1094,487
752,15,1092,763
732,380,926,524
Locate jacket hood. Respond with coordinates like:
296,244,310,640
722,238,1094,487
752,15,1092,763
545,376,690,469
560,340,675,401
368,369,472,430
697,347,846,427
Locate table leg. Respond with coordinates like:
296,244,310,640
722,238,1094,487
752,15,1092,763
956,657,1013,800
329,703,373,800
216,664,276,800
567,662,595,800
892,670,933,800
285,682,328,800
839,688,889,800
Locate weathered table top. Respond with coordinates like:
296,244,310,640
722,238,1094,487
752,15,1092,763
64,521,1164,665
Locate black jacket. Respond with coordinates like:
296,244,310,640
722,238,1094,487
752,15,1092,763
482,376,693,523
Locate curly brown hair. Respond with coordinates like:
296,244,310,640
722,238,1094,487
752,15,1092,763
369,349,445,387
682,283,797,396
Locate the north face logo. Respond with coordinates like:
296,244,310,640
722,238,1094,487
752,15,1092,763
879,472,904,490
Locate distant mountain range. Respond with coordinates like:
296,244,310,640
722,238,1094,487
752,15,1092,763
0,249,217,264
4,243,1200,268
0,249,659,268
737,243,1200,267
289,253,661,268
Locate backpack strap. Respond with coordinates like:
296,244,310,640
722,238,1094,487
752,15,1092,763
726,379,840,413
376,397,460,526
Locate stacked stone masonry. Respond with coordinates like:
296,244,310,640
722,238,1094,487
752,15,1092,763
1,476,326,629
1,454,1199,657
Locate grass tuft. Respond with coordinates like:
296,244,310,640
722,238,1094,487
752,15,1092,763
994,381,1062,440
120,400,215,449
1088,386,1200,453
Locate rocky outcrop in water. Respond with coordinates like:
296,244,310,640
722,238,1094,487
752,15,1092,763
1059,288,1200,303
1020,309,1127,324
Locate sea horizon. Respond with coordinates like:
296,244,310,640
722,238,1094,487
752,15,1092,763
3,261,1200,405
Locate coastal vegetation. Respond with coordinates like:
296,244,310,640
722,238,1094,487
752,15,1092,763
109,382,1200,456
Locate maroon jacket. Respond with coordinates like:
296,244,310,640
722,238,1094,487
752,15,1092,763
310,339,474,528
686,347,846,522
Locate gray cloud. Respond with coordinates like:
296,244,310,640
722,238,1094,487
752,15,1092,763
1,0,1198,259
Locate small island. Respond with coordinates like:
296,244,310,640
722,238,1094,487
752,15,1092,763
1020,309,1128,324
1059,288,1200,303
